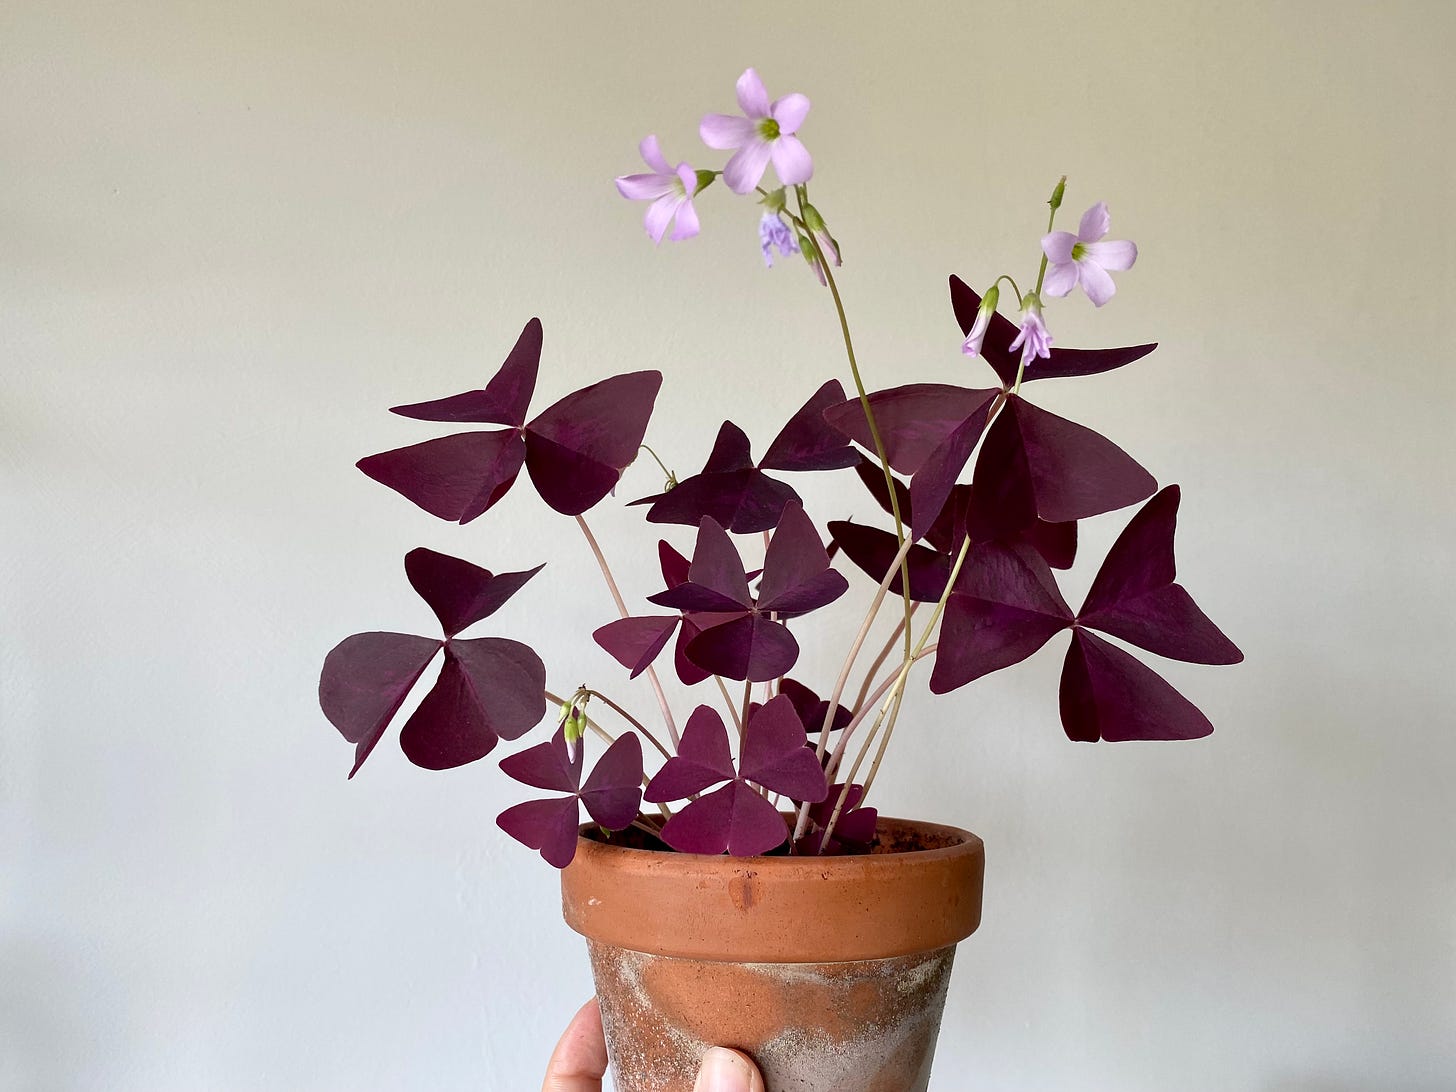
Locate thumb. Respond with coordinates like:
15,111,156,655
541,999,609,1092
693,1047,765,1092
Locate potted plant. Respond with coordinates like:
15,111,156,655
318,66,1241,1092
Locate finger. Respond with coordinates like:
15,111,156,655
694,1046,766,1092
541,998,609,1092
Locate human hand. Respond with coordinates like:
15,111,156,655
543,998,765,1092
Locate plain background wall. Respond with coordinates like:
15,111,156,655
5,1,1454,1089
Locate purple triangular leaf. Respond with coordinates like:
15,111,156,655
579,733,644,830
659,781,790,857
970,398,1156,540
827,521,951,602
1059,629,1215,742
759,380,859,473
398,637,545,769
637,468,801,535
929,541,1073,694
739,695,828,803
593,615,680,679
357,430,526,524
780,678,852,734
757,502,849,616
390,318,541,426
684,613,799,683
950,276,1158,385
854,456,915,530
644,705,735,802
701,421,756,473
496,796,582,869
908,403,994,542
659,541,691,588
1023,519,1078,570
1079,487,1242,665
498,727,583,794
523,370,662,515
648,517,752,612
824,384,999,476
404,548,544,638
319,631,443,778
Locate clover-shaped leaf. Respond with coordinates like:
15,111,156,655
798,782,879,855
631,381,856,533
645,698,828,856
647,503,848,681
496,728,644,868
357,318,662,522
929,487,1242,742
318,548,546,776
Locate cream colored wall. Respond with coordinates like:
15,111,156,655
4,1,1454,1089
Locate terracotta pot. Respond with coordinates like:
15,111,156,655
561,816,984,1092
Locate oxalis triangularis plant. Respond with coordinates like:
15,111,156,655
319,67,1242,869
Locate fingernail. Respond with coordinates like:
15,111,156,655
694,1046,755,1092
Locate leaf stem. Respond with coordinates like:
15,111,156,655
574,514,681,749
576,687,673,762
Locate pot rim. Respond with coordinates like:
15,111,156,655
561,815,984,963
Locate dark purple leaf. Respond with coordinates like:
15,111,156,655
579,733,644,830
756,501,848,616
827,521,951,602
644,705,735,802
759,380,858,473
674,615,713,685
498,726,582,793
825,384,998,476
524,370,662,515
804,783,878,852
684,612,799,683
1059,629,1215,742
496,796,581,868
648,517,753,612
660,780,790,856
908,403,994,542
659,540,691,588
970,398,1156,540
854,456,914,527
404,548,543,638
780,678,852,735
593,615,680,679
739,695,828,803
357,430,525,524
633,423,802,534
398,637,546,770
1078,486,1242,664
929,541,1073,693
319,632,443,778
391,318,541,426
949,276,1158,386
1023,519,1078,570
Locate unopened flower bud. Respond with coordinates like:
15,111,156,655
961,284,1000,358
1048,175,1067,212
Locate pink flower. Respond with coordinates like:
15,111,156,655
614,136,702,244
961,284,1000,358
1008,293,1053,369
759,211,799,267
1041,202,1138,307
700,68,813,194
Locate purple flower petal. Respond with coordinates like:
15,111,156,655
639,134,671,174
759,380,858,473
700,112,757,149
616,172,676,201
1059,629,1215,742
1042,261,1079,299
735,67,770,118
579,733,644,830
1082,239,1137,271
397,637,547,769
722,139,774,194
319,631,443,778
1078,202,1111,243
524,370,662,515
770,92,811,133
670,197,700,242
643,193,682,244
769,135,813,185
404,547,543,638
739,695,828,803
390,319,540,427
1078,260,1118,307
1041,230,1077,264
592,614,681,678
356,429,526,524
496,796,582,868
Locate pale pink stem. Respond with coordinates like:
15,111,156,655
575,515,680,749
853,608,916,712
715,675,743,738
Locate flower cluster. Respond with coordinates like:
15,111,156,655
319,67,1239,871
